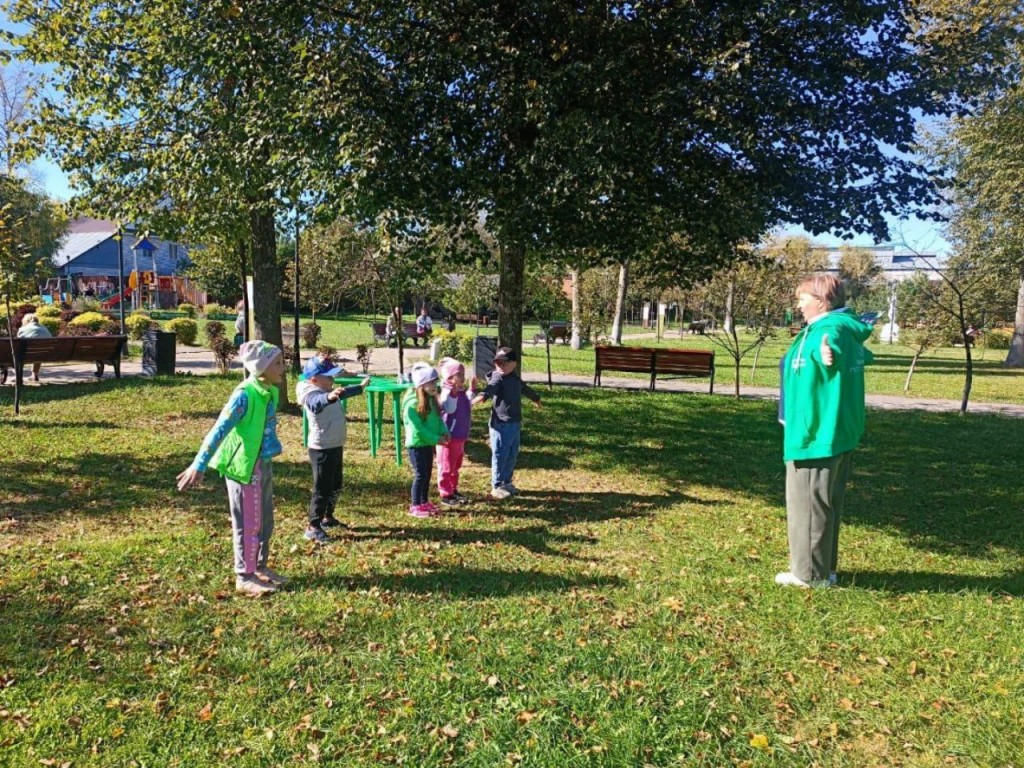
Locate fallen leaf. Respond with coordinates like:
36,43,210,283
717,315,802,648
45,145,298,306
198,703,213,721
749,733,770,751
440,724,459,739
516,710,537,725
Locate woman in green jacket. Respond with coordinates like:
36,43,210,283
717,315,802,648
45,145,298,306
778,275,873,589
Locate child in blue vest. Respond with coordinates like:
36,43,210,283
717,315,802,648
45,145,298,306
177,341,286,598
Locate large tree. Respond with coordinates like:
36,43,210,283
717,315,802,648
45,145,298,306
304,1,965,358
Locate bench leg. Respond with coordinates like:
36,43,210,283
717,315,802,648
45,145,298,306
95,361,105,378
113,356,122,379
14,359,24,413
709,370,714,395
650,371,657,391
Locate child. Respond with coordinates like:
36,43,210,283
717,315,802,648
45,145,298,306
295,354,370,543
472,347,541,500
436,357,473,507
401,362,450,518
177,341,286,598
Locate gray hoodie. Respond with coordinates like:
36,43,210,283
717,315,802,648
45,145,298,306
296,379,364,449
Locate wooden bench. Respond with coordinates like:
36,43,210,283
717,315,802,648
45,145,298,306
594,345,714,393
369,321,430,347
455,312,491,326
533,321,569,345
0,335,127,410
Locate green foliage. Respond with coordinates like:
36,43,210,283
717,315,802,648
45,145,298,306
38,317,60,336
208,334,238,373
125,312,156,341
203,303,232,319
71,297,102,313
204,321,226,343
434,329,474,362
165,317,198,346
68,311,108,332
300,321,322,349
35,304,62,319
177,302,197,318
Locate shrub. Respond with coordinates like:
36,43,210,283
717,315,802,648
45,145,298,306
69,311,109,332
203,303,230,319
177,302,197,318
301,322,322,349
165,317,198,345
71,297,102,313
36,305,62,319
209,334,238,373
356,344,372,374
434,329,475,363
126,312,156,340
59,322,97,337
205,321,227,343
101,319,122,335
983,328,1013,350
59,309,79,323
39,317,61,336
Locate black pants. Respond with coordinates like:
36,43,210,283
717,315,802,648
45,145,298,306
308,447,343,525
408,446,434,506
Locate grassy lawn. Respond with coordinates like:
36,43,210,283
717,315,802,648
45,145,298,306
2,378,1022,766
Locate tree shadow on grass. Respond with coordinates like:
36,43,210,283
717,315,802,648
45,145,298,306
301,566,623,599
0,373,205,409
494,488,722,527
343,523,598,561
841,569,1024,596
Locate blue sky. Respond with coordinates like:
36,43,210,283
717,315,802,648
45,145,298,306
3,9,950,256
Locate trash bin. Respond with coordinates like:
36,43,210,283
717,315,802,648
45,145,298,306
143,329,176,376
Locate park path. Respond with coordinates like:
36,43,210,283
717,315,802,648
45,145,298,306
8,343,1024,419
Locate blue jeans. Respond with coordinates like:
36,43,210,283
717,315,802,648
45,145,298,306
408,446,435,505
489,422,521,488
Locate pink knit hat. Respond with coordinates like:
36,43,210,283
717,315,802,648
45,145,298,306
438,357,464,385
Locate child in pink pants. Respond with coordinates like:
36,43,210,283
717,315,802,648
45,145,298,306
437,357,473,507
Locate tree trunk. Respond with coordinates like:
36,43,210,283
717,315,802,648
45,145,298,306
904,349,921,392
570,268,582,350
959,304,972,416
750,342,762,384
610,259,629,345
723,279,735,335
4,293,19,415
1003,271,1024,368
239,240,250,343
249,208,288,404
498,241,526,361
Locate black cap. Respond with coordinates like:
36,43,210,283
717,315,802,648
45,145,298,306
494,347,518,363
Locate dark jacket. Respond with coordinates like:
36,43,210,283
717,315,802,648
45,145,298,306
480,370,540,429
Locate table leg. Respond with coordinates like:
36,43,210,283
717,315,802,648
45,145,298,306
374,391,386,457
366,390,378,458
392,392,403,467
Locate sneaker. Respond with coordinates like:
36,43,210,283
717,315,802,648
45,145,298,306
235,574,276,597
304,526,330,543
421,502,442,516
775,572,830,589
829,572,838,587
321,516,343,529
490,486,512,500
451,493,471,505
256,567,288,586
440,496,460,508
502,483,520,496
408,504,433,518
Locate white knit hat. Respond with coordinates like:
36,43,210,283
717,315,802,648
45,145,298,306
238,340,282,375
410,362,438,388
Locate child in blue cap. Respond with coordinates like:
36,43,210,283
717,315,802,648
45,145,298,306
295,353,370,542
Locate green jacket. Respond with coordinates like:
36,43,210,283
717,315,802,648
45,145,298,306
211,378,279,483
781,309,874,462
401,389,449,448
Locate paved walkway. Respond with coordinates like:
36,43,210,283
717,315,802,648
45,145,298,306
7,343,1024,418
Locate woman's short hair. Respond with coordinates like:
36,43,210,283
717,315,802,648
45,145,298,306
21,313,39,325
795,274,846,310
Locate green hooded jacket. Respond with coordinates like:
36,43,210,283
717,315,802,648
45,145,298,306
401,388,449,448
781,309,874,462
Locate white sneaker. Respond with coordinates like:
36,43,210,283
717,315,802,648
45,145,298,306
235,574,277,597
490,486,512,500
774,572,830,589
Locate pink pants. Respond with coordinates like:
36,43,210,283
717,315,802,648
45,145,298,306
437,438,467,498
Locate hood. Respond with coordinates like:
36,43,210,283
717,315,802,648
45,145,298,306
816,308,874,343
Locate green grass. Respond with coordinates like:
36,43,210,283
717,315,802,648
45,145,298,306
2,378,1023,766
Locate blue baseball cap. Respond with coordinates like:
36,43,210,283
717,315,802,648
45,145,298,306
302,355,343,378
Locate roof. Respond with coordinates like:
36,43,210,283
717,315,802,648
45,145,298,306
52,230,115,268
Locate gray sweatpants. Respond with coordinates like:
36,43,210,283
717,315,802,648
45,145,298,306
785,452,853,582
225,460,274,575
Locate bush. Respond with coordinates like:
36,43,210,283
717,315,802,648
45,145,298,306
177,302,197,318
165,317,198,346
126,312,157,341
71,297,102,313
209,334,238,373
300,322,322,349
205,321,227,343
983,328,1013,350
35,305,62,319
434,329,475,363
203,303,232,319
59,322,98,337
39,317,61,336
69,311,109,332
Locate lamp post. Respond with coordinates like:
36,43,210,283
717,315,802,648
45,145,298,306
292,211,301,374
115,226,126,334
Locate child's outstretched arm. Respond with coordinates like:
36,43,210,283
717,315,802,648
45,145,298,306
177,389,247,491
521,381,543,408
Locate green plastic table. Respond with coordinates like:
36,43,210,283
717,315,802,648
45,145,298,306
335,375,411,466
